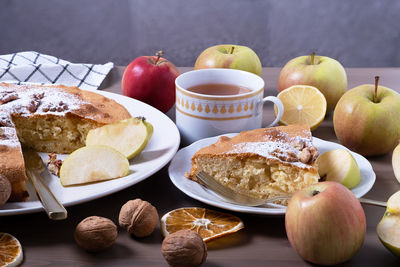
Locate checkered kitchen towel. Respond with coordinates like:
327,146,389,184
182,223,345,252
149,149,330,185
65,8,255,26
0,51,113,90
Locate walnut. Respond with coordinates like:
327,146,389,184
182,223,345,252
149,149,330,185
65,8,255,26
299,146,319,164
27,99,40,113
309,146,319,162
27,92,45,113
0,114,12,127
271,149,298,162
299,148,311,164
162,229,207,267
74,216,117,252
42,101,68,112
290,138,305,150
0,175,11,207
32,92,45,99
118,199,158,237
46,153,62,176
0,90,18,104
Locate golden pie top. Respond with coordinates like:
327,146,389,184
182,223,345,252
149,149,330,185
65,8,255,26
193,124,318,169
0,83,131,126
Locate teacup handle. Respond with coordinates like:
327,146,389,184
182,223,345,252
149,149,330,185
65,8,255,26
262,96,284,127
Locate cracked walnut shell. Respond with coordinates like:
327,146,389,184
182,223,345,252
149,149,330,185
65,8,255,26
118,198,159,237
162,229,207,267
74,216,117,252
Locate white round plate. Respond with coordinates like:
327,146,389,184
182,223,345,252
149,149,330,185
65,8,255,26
168,134,376,215
0,90,180,216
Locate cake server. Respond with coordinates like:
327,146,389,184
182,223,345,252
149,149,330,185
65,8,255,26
23,149,67,220
195,171,387,208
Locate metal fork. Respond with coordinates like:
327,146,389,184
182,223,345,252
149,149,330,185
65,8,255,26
195,171,289,207
195,171,387,208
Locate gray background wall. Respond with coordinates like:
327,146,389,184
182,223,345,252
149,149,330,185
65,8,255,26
1,0,399,67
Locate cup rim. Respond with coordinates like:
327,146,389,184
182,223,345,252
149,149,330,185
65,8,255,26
175,68,264,99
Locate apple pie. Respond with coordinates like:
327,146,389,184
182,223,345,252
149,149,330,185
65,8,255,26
0,83,131,201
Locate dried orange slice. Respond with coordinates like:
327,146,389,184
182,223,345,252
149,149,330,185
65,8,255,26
0,233,23,267
160,207,244,242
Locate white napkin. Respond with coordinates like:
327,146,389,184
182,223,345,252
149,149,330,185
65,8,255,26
0,51,113,91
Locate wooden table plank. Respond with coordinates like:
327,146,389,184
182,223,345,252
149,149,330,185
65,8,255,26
1,67,400,266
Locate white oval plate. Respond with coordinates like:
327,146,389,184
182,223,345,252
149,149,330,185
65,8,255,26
0,91,180,216
168,134,376,215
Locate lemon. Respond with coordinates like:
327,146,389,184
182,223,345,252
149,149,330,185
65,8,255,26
274,85,327,130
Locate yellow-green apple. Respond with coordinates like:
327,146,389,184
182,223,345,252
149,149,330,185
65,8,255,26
278,53,347,113
285,181,366,265
392,143,400,183
194,45,262,76
122,51,180,113
86,117,153,160
376,191,400,257
333,76,400,156
317,149,361,189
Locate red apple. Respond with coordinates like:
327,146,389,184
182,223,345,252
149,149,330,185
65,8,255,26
122,51,180,113
278,53,347,113
285,181,366,265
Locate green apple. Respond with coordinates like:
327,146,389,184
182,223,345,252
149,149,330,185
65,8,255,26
60,145,130,186
278,53,347,113
392,143,400,183
317,149,361,189
376,191,400,257
194,44,262,76
333,77,400,156
86,117,153,159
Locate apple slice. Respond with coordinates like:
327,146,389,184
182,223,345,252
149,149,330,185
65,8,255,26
85,117,153,160
376,191,400,257
392,143,400,183
316,149,361,189
60,145,130,186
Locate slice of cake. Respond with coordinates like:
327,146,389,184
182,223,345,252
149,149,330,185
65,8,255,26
0,83,132,201
188,125,319,201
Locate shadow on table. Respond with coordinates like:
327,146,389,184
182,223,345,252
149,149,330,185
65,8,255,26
128,227,163,244
78,243,134,260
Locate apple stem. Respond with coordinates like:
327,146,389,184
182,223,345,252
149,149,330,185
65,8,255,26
230,46,235,54
155,50,164,64
312,190,320,196
310,52,315,65
374,76,379,103
135,116,146,122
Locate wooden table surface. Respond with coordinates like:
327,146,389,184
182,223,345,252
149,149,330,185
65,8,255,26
2,67,400,266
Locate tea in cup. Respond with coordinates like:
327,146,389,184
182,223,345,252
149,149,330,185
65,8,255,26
175,68,284,144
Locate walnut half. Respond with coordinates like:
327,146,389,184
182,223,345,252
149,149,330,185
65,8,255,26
0,90,18,104
46,153,62,176
299,146,319,164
